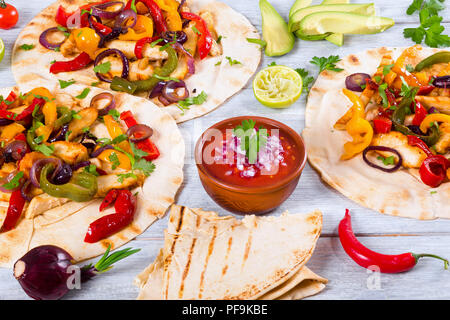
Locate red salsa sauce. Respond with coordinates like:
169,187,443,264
201,120,301,188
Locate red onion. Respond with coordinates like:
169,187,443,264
345,73,371,92
162,80,189,102
126,124,153,143
114,9,137,34
91,1,124,20
173,43,195,74
0,148,4,167
362,146,402,172
90,145,114,158
94,49,129,83
48,124,69,143
4,140,28,162
14,245,140,300
98,27,122,47
21,180,33,202
428,107,439,114
0,118,13,126
90,92,116,116
72,161,91,171
161,31,187,44
158,95,171,106
432,76,450,88
30,158,62,188
52,163,73,185
149,81,166,98
39,27,67,50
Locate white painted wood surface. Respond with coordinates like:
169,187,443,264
0,0,449,300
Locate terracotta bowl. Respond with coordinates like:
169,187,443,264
194,116,307,215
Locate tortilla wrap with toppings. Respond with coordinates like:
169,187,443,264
303,46,450,220
135,205,326,300
0,83,184,267
11,0,261,123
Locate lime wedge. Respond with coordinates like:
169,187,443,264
0,38,4,63
253,65,303,108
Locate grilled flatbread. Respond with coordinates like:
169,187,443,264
135,205,326,300
303,46,450,220
12,0,261,123
0,84,184,267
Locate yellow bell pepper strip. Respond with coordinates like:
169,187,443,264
97,149,132,170
23,87,54,105
73,28,101,60
419,114,450,133
390,45,427,87
118,15,154,41
103,115,133,154
0,123,25,142
154,0,182,31
340,89,374,160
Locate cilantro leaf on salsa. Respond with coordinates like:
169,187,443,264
234,119,268,164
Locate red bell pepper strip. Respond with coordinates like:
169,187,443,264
99,189,120,212
339,209,449,273
125,0,168,34
55,1,109,28
384,88,397,107
412,101,428,126
373,116,392,134
50,52,93,74
0,189,27,233
90,18,112,36
407,135,433,157
0,109,17,120
0,91,17,110
180,12,213,59
417,85,435,96
365,78,379,90
134,36,159,59
84,189,137,243
15,98,46,121
120,111,160,160
419,155,450,188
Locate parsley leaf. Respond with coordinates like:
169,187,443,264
178,91,207,112
310,55,344,73
226,56,242,66
109,152,121,170
84,164,99,176
234,119,268,164
377,155,395,166
295,68,314,93
268,62,277,67
378,83,389,108
383,64,395,76
19,44,35,51
75,88,90,99
93,62,111,74
59,79,76,89
108,109,121,121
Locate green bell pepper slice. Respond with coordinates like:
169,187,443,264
414,51,450,72
40,163,98,202
54,106,73,131
110,46,178,94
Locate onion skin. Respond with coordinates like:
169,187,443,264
345,73,371,92
14,245,74,300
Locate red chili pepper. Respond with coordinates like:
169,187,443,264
84,189,137,243
120,111,160,160
126,0,168,34
0,91,17,110
0,189,26,233
407,135,433,157
180,12,213,59
134,36,159,59
50,52,93,74
417,85,435,96
99,189,120,212
385,88,397,107
339,209,449,273
419,155,450,188
377,106,393,118
412,101,428,126
373,116,392,134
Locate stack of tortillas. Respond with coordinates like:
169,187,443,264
135,205,327,300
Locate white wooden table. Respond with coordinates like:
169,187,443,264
1,0,450,300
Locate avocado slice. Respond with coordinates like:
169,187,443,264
260,0,295,57
289,0,312,18
289,3,375,33
322,0,349,46
298,11,395,36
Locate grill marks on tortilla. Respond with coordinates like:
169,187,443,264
198,225,217,299
221,230,234,277
241,228,253,270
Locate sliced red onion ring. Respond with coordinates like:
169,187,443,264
149,81,166,99
30,158,62,188
4,140,28,162
127,124,153,143
90,145,114,158
90,92,116,116
91,1,125,20
72,161,91,171
428,107,439,114
158,95,171,106
345,73,371,92
0,171,24,193
173,43,195,74
39,27,68,50
362,146,402,173
161,31,187,45
432,75,450,89
114,9,137,34
162,80,189,103
98,27,122,47
21,180,33,202
94,49,129,83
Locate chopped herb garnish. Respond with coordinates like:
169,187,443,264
36,144,55,156
65,130,72,141
383,64,395,76
71,110,82,120
215,61,222,66
178,91,207,113
216,35,223,44
59,79,76,89
91,81,101,87
246,38,267,48
234,119,268,164
295,68,314,93
93,62,111,74
378,83,389,108
108,109,121,121
19,44,35,51
117,172,138,183
405,64,415,72
150,38,163,47
109,152,121,170
192,25,202,35
75,88,90,99
268,62,277,67
84,164,99,176
310,55,344,73
377,155,395,166
226,56,242,66
2,172,24,190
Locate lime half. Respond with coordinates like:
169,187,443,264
0,38,4,63
253,65,303,108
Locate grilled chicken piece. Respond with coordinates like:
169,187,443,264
106,40,168,60
25,194,70,219
19,152,47,179
68,107,99,140
371,131,427,168
183,22,198,57
435,123,450,154
415,96,450,114
60,34,79,58
129,59,154,81
50,141,88,165
96,172,144,197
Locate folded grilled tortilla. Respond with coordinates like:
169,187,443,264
303,47,450,220
135,205,327,300
11,0,261,123
0,83,184,267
